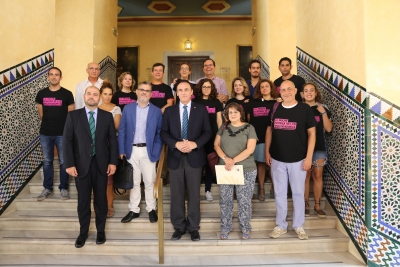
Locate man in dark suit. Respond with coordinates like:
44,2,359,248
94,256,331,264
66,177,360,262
161,80,212,241
63,86,118,248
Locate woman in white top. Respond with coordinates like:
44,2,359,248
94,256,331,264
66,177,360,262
98,80,121,218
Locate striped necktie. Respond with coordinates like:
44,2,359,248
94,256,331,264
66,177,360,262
182,105,188,140
89,111,96,156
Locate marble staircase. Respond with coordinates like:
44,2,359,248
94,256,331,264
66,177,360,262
0,162,365,266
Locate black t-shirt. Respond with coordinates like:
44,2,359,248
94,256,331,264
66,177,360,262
310,104,331,152
149,83,174,109
246,98,276,144
111,91,137,111
274,75,305,102
193,98,223,137
35,87,74,136
267,102,316,162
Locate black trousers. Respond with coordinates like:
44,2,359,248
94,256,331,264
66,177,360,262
75,156,108,235
169,154,202,232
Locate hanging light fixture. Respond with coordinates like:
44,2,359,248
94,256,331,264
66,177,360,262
184,39,192,50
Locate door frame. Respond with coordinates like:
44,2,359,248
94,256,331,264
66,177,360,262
162,51,214,84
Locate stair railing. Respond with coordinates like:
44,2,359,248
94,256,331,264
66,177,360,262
153,144,166,264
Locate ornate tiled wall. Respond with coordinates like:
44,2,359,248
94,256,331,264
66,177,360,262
297,47,400,266
99,56,117,91
255,55,270,80
0,50,54,215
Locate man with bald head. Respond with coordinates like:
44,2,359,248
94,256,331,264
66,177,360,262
75,62,103,109
63,86,118,248
265,80,316,240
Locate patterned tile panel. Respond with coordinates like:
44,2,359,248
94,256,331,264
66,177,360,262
0,50,53,215
298,61,366,219
297,47,400,266
99,56,117,91
370,114,400,241
324,170,368,258
255,55,270,80
368,230,400,266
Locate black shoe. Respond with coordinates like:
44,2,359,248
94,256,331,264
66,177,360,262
171,229,185,240
75,233,88,248
149,210,158,223
190,230,200,241
96,232,106,245
121,211,139,223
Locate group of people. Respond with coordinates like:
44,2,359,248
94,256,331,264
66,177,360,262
35,56,332,248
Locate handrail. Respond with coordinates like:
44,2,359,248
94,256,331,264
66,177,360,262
154,144,166,264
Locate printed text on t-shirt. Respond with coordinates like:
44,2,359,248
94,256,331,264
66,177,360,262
151,91,165,98
119,98,136,105
253,107,270,117
315,116,320,123
274,118,297,130
206,106,216,114
43,98,62,106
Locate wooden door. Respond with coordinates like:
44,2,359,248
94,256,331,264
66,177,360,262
168,56,209,85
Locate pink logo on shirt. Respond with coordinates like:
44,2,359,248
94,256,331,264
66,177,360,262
315,116,320,123
206,106,216,114
274,118,297,130
191,95,195,100
151,91,165,98
276,86,280,94
43,98,62,106
119,98,136,105
253,107,270,117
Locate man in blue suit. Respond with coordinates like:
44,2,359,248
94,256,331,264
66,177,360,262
118,81,163,223
161,80,212,241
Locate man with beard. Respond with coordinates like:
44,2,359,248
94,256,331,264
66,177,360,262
246,59,262,97
273,57,305,102
35,67,74,201
63,86,118,248
119,82,163,224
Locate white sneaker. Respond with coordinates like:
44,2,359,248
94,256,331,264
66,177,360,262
269,226,287,238
205,191,213,201
295,227,308,240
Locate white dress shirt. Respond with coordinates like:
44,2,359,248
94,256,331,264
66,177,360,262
75,77,103,110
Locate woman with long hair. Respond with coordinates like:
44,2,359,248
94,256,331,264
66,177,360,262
246,79,279,201
194,79,223,201
214,102,257,240
98,80,122,217
226,77,252,107
112,72,137,111
303,83,332,218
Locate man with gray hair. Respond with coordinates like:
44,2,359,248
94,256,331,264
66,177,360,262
75,62,103,109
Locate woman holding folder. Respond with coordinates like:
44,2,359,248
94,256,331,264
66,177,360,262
214,102,257,240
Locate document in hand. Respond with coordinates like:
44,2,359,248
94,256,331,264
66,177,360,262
215,165,244,185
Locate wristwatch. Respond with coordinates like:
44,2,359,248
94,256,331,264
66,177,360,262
221,156,226,161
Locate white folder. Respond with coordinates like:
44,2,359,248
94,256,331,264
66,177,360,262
215,165,244,185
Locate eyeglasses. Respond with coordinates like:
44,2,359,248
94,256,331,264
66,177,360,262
204,64,214,67
202,86,211,89
137,88,151,93
88,67,100,71
180,67,189,71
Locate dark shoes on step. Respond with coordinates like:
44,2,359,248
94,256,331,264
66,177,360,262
75,233,88,248
96,232,106,245
121,211,140,223
171,229,186,240
149,209,158,223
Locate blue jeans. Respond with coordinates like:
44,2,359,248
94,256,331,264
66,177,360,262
39,134,69,191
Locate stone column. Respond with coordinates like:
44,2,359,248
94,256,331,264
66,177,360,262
252,0,297,80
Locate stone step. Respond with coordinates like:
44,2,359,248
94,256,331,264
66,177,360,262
0,209,336,232
0,228,349,256
15,193,327,212
0,252,365,266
